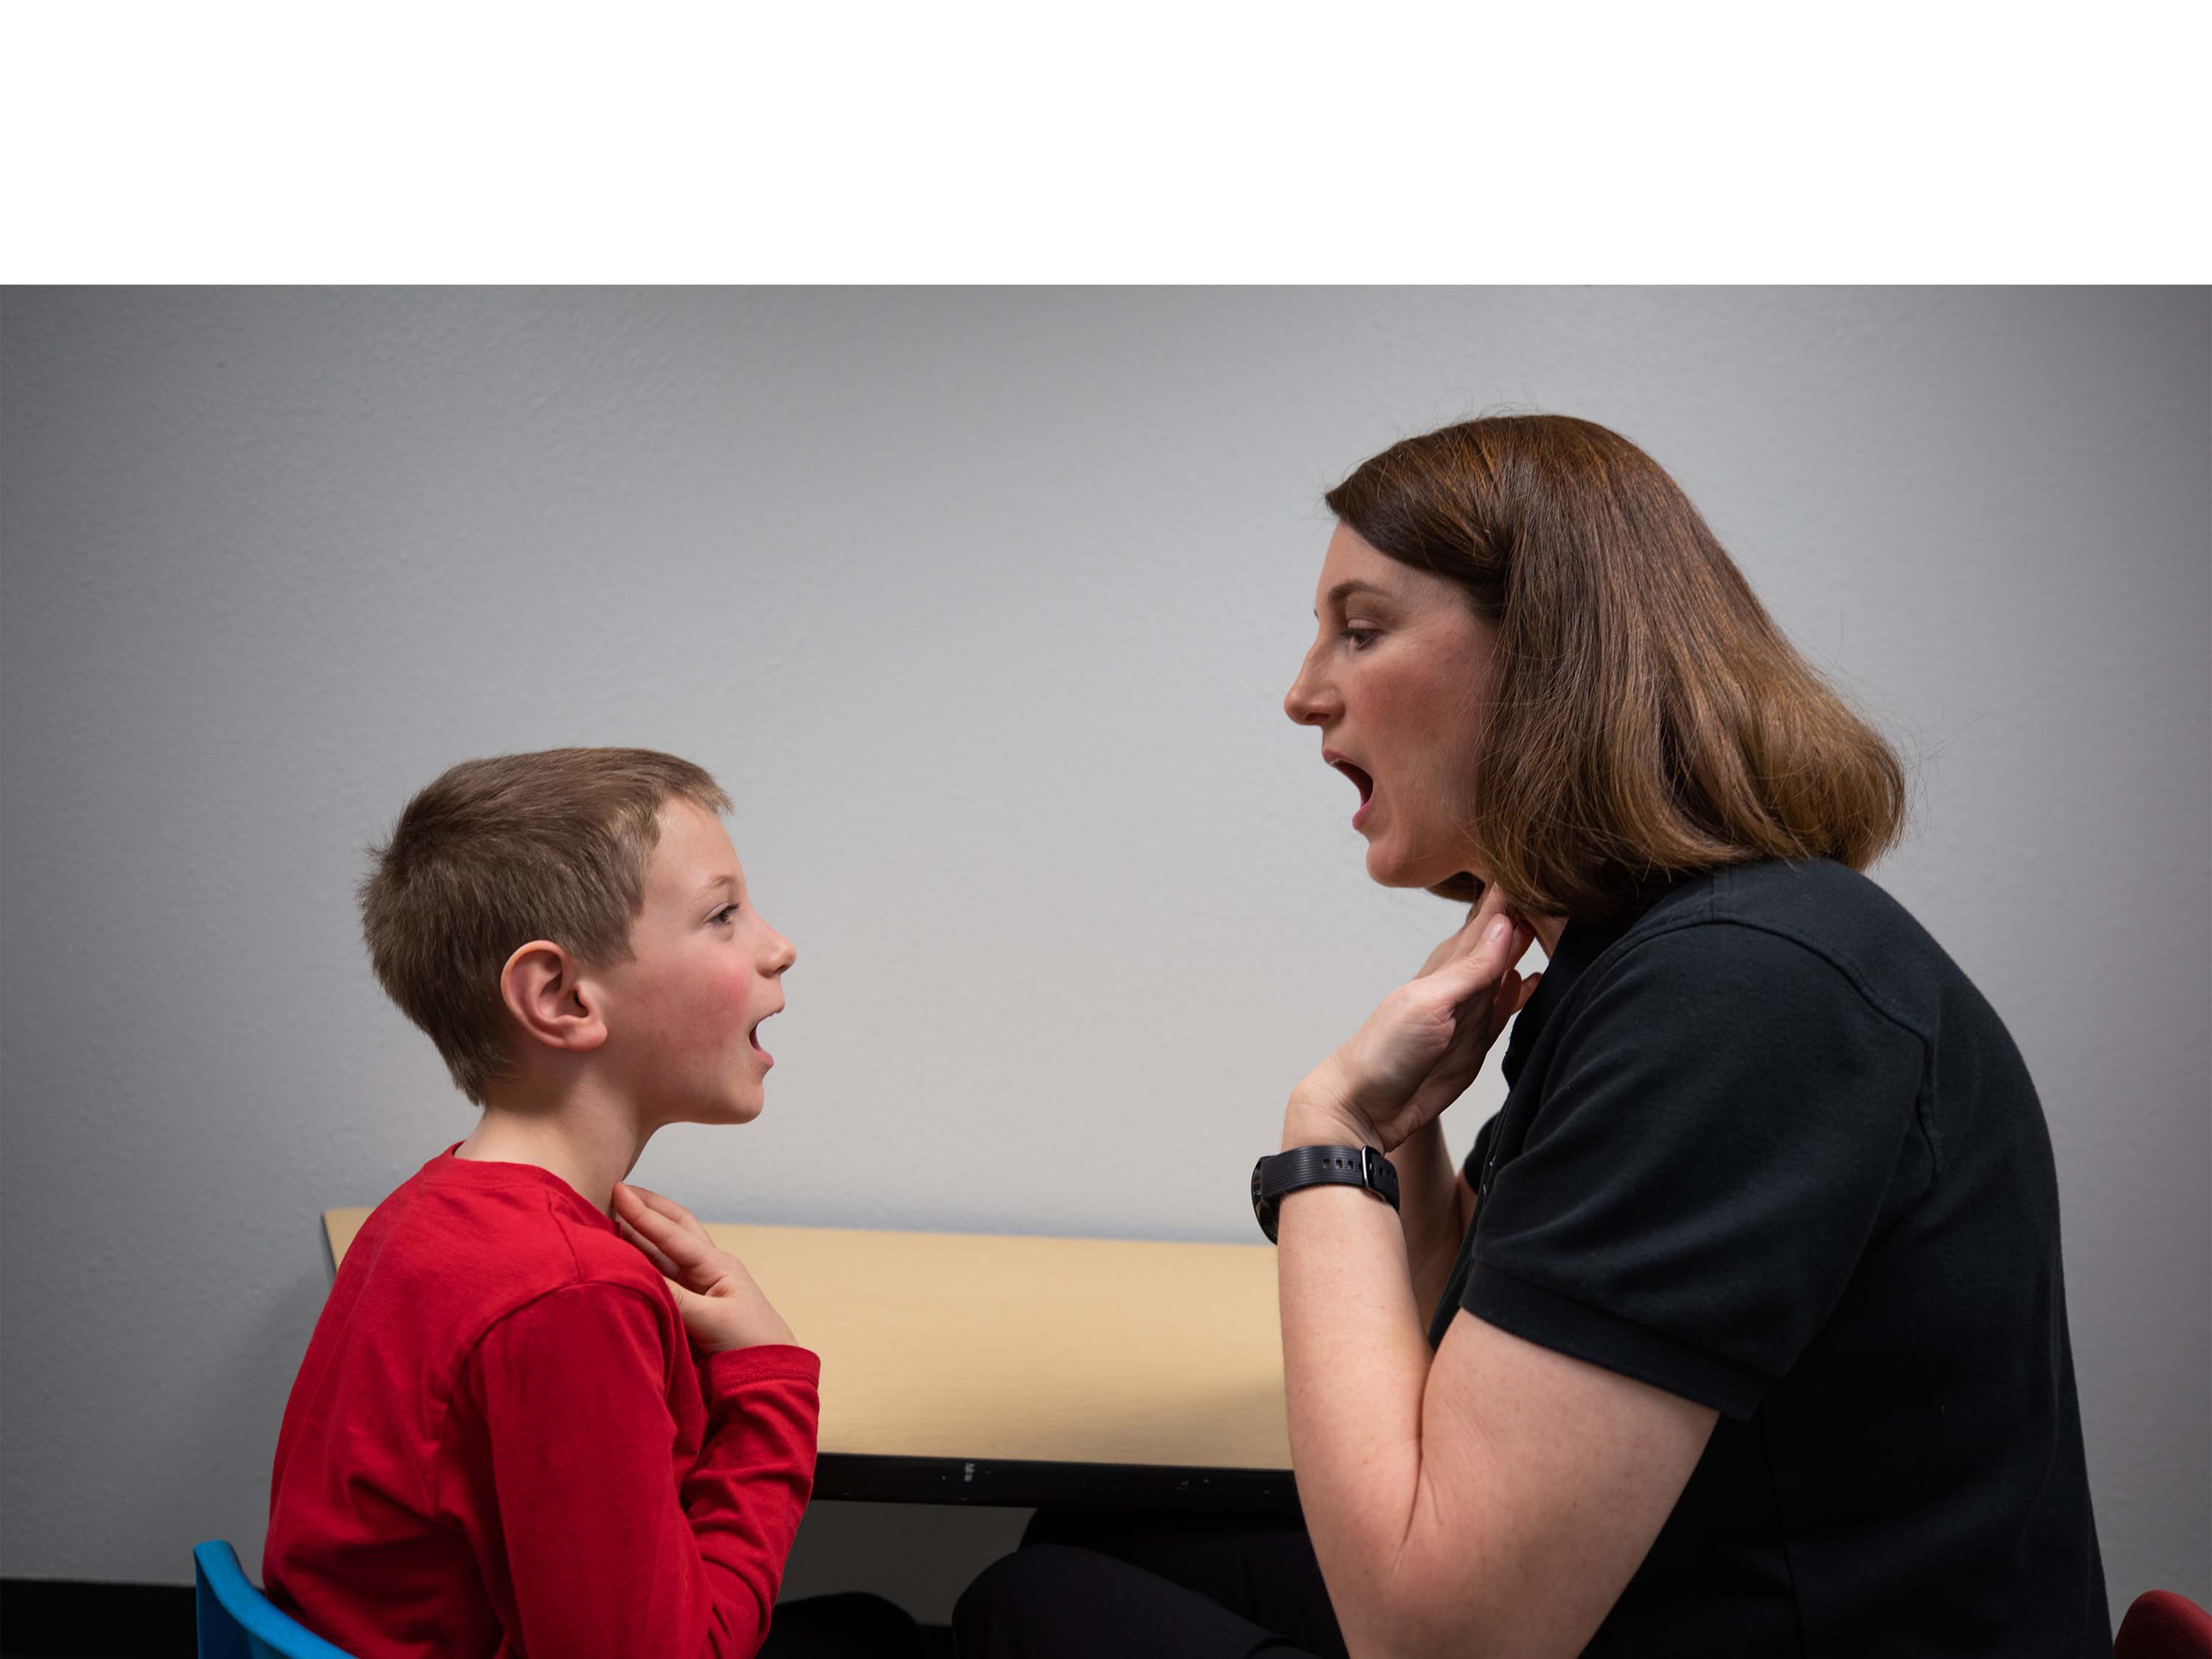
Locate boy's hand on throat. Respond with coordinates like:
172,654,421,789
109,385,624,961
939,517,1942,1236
613,1182,796,1354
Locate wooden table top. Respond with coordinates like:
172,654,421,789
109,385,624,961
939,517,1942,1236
323,1209,1293,1489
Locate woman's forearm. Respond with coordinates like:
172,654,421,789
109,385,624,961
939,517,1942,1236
1278,1099,1435,1658
1389,1117,1467,1315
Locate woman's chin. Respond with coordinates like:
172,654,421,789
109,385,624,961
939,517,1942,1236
1365,839,1464,891
1365,852,1428,889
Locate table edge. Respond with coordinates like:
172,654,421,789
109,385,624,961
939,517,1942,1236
814,1453,1298,1513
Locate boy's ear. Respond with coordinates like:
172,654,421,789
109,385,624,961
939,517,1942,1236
498,941,609,1054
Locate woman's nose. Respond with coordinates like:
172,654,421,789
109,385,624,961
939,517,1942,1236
1284,650,1334,726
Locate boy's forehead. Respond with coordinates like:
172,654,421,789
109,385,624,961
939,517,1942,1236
648,799,743,897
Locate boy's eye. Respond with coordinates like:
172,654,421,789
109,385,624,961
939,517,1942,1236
709,904,740,926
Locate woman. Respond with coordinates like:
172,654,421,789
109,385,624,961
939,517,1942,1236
957,416,2108,1657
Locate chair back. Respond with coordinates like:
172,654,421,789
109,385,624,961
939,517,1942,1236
192,1541,356,1659
2116,1590,2212,1659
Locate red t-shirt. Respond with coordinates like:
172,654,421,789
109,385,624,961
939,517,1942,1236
265,1149,821,1659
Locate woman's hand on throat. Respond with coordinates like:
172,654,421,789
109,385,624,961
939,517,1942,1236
1287,888,1541,1154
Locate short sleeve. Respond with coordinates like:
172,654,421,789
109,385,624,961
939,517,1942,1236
1463,922,1926,1418
1458,1112,1501,1192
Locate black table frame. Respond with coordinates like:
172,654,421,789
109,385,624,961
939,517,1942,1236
815,1453,1300,1514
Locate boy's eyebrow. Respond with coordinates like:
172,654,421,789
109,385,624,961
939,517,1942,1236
692,874,737,900
1315,578,1393,618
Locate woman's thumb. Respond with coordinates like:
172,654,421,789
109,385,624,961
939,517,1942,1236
1456,912,1514,973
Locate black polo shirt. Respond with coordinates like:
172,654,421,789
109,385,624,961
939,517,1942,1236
1430,859,2108,1657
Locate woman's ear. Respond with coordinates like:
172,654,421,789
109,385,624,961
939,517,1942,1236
498,940,609,1054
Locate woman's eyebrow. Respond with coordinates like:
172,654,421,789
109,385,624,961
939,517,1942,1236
1316,578,1394,618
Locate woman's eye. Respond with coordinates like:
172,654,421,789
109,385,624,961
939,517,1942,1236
1342,626,1379,650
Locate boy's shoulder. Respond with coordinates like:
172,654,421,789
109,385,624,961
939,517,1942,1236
338,1150,670,1352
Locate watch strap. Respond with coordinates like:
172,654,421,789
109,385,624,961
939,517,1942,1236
1250,1144,1400,1243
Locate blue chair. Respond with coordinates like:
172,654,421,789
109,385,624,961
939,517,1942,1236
192,1540,355,1659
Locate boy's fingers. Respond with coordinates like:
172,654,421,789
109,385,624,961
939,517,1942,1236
614,1214,682,1279
619,1181,682,1219
648,1192,708,1237
619,1182,709,1238
619,1197,714,1268
613,1181,664,1222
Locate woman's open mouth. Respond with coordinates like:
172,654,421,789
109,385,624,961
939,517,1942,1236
1333,760,1375,825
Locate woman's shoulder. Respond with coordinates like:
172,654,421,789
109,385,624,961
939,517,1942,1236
1597,860,1957,1040
1639,857,1915,937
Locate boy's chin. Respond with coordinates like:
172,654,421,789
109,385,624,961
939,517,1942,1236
666,1092,764,1127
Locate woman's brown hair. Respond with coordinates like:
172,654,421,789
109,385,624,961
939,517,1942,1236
359,747,732,1105
1326,414,1907,919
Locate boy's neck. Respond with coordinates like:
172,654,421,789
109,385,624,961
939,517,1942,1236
455,1083,654,1217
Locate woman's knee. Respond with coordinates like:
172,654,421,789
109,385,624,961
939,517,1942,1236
953,1545,1103,1658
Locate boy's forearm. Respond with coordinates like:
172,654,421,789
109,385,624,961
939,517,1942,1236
686,1345,823,1642
484,1291,821,1659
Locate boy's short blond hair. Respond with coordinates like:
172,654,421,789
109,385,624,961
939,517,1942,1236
360,748,732,1104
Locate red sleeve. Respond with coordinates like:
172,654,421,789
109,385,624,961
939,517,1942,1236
463,1283,821,1659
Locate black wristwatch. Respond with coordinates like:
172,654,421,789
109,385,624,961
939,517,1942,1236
1251,1144,1400,1243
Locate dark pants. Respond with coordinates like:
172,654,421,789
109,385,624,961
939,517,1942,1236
954,1509,1346,1659
763,1590,939,1658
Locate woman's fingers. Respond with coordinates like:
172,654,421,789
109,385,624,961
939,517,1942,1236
1397,968,1512,1126
1425,911,1523,1006
1476,879,1520,933
1394,956,1548,1137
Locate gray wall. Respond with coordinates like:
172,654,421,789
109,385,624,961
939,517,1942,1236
3,288,2205,1624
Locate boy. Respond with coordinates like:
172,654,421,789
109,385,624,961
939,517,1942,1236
265,748,818,1658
